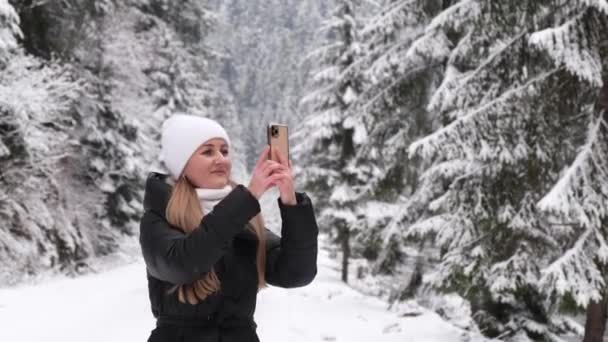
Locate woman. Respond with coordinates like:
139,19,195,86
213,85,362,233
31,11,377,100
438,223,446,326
139,113,319,342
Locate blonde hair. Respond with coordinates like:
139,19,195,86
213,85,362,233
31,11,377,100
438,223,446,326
165,176,268,305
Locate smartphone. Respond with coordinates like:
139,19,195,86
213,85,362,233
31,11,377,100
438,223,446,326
267,123,289,163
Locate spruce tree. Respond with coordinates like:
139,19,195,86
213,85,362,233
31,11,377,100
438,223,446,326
299,0,365,283
346,0,452,283
0,1,88,282
403,1,608,339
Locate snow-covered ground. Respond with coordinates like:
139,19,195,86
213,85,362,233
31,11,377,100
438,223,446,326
0,232,471,342
0,188,479,341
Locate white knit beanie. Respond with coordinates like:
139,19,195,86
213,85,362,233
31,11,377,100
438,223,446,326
160,113,231,180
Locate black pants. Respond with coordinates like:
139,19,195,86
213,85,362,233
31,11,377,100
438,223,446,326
148,317,259,342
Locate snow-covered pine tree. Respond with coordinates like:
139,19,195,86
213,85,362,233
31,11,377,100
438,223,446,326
139,0,246,179
529,4,608,340
100,0,247,181
0,0,20,63
9,0,145,251
402,1,608,340
0,0,243,284
0,1,87,282
298,0,366,283
0,0,157,282
48,1,146,253
344,0,454,290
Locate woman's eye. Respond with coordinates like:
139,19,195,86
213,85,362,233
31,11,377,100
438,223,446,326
201,150,228,156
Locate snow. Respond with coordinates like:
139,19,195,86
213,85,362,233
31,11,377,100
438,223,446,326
405,31,451,66
313,65,341,83
0,234,468,342
0,0,21,52
539,227,606,307
304,42,346,62
537,116,607,227
408,69,558,160
426,0,480,33
528,15,604,87
0,139,9,157
360,200,401,228
407,214,452,238
582,0,608,14
329,183,356,204
342,86,357,105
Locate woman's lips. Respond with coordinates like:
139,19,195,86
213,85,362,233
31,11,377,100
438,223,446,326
212,171,226,175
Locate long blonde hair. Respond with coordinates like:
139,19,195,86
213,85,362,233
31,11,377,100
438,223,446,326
165,176,268,305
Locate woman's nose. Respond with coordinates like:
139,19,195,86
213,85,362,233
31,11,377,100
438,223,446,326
214,151,228,163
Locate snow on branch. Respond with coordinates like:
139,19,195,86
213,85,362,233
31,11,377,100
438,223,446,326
316,16,349,36
364,28,449,86
300,85,337,107
408,69,558,160
407,214,453,238
312,65,342,83
436,30,528,112
359,62,443,114
537,111,608,307
426,0,480,33
419,159,477,184
403,30,451,69
303,42,345,63
488,244,539,297
539,228,605,307
578,0,608,15
529,14,604,87
0,55,81,123
538,115,608,229
427,31,472,113
360,0,419,37
0,0,22,53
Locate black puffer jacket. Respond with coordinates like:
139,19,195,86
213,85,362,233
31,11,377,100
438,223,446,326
139,172,319,342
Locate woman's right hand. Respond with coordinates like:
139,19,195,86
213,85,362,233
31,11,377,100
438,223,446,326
247,145,288,200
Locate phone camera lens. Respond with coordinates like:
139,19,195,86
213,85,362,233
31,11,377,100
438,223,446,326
271,126,279,137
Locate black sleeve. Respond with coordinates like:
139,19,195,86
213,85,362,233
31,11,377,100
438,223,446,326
265,192,319,288
139,184,261,285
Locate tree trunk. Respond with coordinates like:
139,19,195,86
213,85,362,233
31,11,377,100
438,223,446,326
340,226,350,283
583,81,608,342
582,293,607,342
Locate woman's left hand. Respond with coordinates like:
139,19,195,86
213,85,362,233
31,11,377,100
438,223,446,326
270,146,297,205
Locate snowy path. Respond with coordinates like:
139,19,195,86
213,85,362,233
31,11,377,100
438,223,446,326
0,235,464,342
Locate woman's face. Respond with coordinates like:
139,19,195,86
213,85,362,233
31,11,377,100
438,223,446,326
182,138,232,188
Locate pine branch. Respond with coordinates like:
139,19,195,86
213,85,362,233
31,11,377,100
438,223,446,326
409,68,559,160
361,0,418,36
538,115,608,225
301,42,345,63
358,62,444,114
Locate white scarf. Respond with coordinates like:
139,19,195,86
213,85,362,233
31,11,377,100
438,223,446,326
195,184,233,215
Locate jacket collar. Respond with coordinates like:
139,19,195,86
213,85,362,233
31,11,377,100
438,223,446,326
143,172,257,241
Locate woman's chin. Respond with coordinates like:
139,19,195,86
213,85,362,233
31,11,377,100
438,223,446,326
209,174,229,187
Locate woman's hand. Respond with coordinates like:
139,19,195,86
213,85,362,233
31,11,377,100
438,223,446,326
248,145,289,200
269,146,297,206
